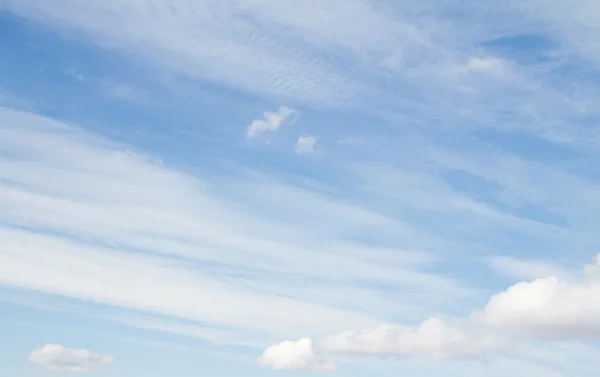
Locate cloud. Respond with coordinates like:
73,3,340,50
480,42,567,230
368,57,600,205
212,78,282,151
97,313,263,348
262,320,500,367
0,0,427,107
337,137,361,146
351,162,564,243
443,56,507,79
323,318,486,359
0,106,477,348
489,256,571,281
321,319,496,361
66,69,147,102
6,0,600,153
257,338,337,372
295,135,318,154
66,69,87,82
260,253,600,364
247,106,298,138
28,344,113,373
479,254,600,340
6,1,600,374
465,57,505,73
97,80,148,102
5,4,600,376
2,102,594,367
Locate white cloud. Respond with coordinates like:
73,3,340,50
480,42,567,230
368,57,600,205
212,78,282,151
321,319,497,361
466,57,505,73
296,136,318,154
247,106,298,138
257,338,337,372
260,253,600,365
28,344,113,373
479,254,600,340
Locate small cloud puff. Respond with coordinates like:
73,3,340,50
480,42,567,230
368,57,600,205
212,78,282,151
296,135,318,154
257,338,337,372
247,106,298,138
28,344,113,373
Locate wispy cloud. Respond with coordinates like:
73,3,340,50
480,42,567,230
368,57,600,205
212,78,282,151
337,137,362,146
488,256,572,281
66,69,148,102
5,0,600,147
0,106,469,346
6,105,597,374
4,0,600,375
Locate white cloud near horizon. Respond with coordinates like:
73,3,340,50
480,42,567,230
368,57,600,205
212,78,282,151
260,253,600,368
28,344,113,373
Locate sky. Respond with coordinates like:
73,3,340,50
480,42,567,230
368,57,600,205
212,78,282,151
2,0,600,376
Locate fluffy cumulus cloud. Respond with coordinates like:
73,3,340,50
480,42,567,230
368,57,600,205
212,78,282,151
257,338,337,372
295,135,318,154
260,253,600,369
28,344,113,373
478,254,600,340
247,106,298,138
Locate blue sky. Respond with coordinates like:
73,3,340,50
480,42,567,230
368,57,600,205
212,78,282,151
2,1,600,376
